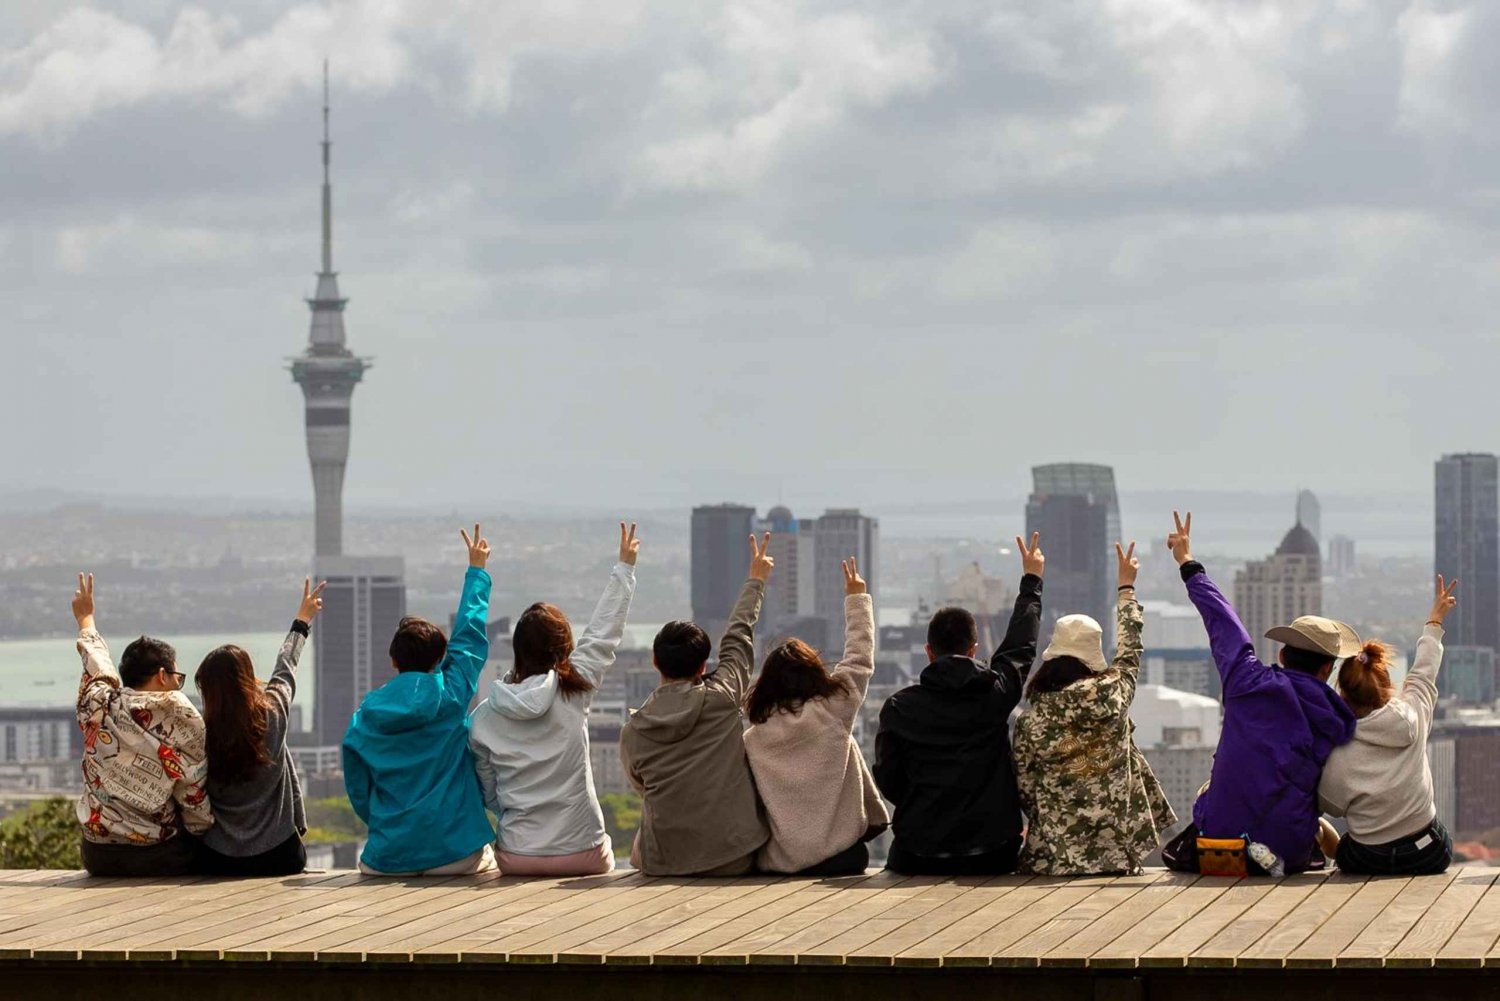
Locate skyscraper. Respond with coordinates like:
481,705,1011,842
312,556,408,745
760,505,802,639
691,504,756,646
289,66,369,559
1296,489,1322,545
1235,520,1322,664
1025,464,1119,635
809,509,879,630
1435,453,1500,651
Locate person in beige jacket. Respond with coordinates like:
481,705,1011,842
619,533,774,876
744,556,889,875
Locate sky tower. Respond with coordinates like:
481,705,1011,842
289,62,369,557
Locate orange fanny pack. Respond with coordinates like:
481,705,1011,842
1196,837,1250,878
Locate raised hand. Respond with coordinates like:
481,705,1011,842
1429,574,1459,626
1168,511,1193,566
843,557,867,596
297,577,328,625
1016,532,1045,578
460,523,491,569
1116,541,1139,588
72,572,96,631
748,532,775,582
619,522,641,566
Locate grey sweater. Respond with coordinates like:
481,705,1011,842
200,623,308,857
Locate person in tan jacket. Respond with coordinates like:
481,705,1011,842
619,533,774,876
744,556,889,875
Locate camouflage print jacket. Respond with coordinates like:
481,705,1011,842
1012,595,1176,875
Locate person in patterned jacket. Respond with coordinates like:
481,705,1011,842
1012,541,1175,875
71,572,213,876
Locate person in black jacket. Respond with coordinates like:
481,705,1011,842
874,533,1044,875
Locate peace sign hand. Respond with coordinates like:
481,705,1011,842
748,532,775,582
297,577,328,625
460,523,491,569
1168,511,1193,566
842,557,867,596
619,522,641,566
1429,574,1459,626
1116,542,1139,588
1016,533,1045,578
72,572,96,631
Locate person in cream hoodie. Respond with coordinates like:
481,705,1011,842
468,523,639,876
1318,575,1459,876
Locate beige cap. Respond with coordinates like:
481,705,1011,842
1041,614,1109,673
1264,615,1362,659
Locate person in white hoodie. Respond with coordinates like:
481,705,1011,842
468,523,639,876
743,556,890,875
1318,575,1459,875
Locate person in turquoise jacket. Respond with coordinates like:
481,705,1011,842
342,523,498,876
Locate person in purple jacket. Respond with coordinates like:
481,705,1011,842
1160,512,1358,875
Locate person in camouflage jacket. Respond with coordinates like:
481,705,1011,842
1012,542,1175,876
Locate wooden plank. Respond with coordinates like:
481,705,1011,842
409,872,647,961
945,877,1119,967
777,876,955,965
1040,872,1196,968
1194,873,1338,968
0,878,199,957
19,879,213,960
604,878,811,965
843,876,995,966
535,882,734,964
1138,880,1273,967
1386,869,1497,968
743,874,920,966
653,876,862,964
574,879,767,964
1231,874,1360,969
1337,868,1464,967
1088,877,1230,969
891,877,1037,967
1284,876,1411,968
700,872,891,965
1437,877,1500,968
386,872,637,962
993,874,1165,968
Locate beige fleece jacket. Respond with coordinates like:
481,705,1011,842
744,593,890,873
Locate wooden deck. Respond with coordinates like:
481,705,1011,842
1,867,1498,1000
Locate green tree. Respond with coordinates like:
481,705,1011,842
0,798,82,870
599,792,642,858
301,796,366,844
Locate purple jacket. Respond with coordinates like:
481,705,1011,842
1183,563,1356,871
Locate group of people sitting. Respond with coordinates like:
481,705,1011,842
69,511,1457,881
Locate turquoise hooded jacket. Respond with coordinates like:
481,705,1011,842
342,566,496,873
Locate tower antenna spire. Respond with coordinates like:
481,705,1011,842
321,58,333,276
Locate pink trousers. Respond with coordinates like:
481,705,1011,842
496,837,615,876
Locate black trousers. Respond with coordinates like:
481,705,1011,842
194,832,307,877
1336,819,1452,876
885,839,1021,876
794,840,870,877
81,835,196,877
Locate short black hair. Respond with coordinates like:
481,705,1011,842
927,607,978,658
1281,645,1336,676
653,621,712,680
119,636,176,689
389,617,448,673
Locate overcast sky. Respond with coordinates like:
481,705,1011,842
1,1,1496,518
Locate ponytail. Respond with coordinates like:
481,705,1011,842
512,603,596,699
1337,639,1396,719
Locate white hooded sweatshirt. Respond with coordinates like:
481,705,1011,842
468,563,634,857
1318,624,1443,845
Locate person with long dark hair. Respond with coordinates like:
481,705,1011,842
743,556,889,876
193,577,326,876
468,523,640,876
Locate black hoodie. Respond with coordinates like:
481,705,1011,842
873,574,1042,857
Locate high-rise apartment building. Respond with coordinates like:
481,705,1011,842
1435,453,1500,651
312,556,408,744
1327,534,1356,579
1025,464,1119,636
1234,520,1322,664
690,504,756,646
810,509,879,627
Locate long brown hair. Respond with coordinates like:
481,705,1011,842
512,603,594,698
1337,640,1397,719
195,644,271,785
746,639,852,725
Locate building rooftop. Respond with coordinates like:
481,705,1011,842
1276,522,1321,558
1,866,1497,998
